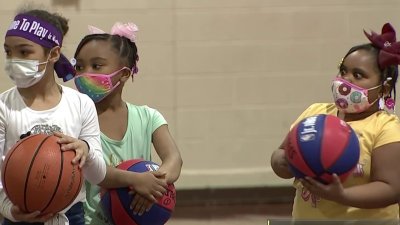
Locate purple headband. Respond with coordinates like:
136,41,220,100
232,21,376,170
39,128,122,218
6,14,63,48
5,14,75,81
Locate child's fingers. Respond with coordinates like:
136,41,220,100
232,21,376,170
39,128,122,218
332,173,341,184
129,190,157,204
137,201,147,216
151,170,166,178
78,154,87,168
130,193,141,211
57,136,75,145
152,190,164,199
155,183,168,194
132,196,146,215
37,213,54,222
60,142,79,151
72,150,83,164
144,199,154,212
52,131,63,138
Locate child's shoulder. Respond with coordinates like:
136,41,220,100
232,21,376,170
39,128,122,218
373,110,400,125
126,103,156,112
0,87,20,106
61,85,94,103
0,86,18,99
126,103,163,117
303,103,336,115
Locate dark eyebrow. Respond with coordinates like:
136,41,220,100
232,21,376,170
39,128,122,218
352,67,367,75
91,57,107,61
4,43,35,49
16,44,35,49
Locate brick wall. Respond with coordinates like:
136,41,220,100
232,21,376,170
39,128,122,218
0,0,400,189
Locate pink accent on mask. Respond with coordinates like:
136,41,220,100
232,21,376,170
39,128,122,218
334,78,369,94
74,67,130,103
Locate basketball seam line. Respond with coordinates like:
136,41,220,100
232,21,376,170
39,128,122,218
61,158,83,212
24,135,50,212
41,137,64,213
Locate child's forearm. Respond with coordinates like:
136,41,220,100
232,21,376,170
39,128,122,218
271,148,294,179
337,181,398,208
158,154,183,184
98,166,136,189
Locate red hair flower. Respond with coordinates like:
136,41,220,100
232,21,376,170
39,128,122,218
364,23,400,69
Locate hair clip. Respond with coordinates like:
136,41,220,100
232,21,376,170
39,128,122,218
88,22,139,43
364,23,400,69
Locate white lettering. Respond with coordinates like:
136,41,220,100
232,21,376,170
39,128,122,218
29,21,39,33
21,19,30,31
8,20,20,30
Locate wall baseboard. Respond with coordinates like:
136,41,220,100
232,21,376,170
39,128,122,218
173,186,294,218
175,186,295,207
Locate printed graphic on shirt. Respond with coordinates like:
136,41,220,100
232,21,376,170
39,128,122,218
301,186,321,208
352,163,365,177
30,124,62,135
20,124,63,140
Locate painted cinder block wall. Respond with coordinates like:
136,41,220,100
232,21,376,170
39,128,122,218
0,0,399,189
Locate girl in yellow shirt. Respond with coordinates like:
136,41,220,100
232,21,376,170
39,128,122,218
271,23,400,224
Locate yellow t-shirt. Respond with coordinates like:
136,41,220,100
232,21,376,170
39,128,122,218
291,103,400,220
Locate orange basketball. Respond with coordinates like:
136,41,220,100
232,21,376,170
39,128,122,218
1,134,83,215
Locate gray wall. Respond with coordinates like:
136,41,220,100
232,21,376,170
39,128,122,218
1,0,400,189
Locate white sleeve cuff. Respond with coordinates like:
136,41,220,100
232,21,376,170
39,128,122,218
0,190,18,222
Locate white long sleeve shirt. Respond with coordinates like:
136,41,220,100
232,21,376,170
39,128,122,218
0,85,106,224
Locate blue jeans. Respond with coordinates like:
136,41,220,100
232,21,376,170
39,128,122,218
3,202,84,225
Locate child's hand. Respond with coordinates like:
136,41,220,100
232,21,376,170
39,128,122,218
53,132,89,168
11,205,53,223
129,191,154,216
300,174,346,202
129,171,168,202
128,171,168,216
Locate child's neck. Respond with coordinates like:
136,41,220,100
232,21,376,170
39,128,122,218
96,97,125,114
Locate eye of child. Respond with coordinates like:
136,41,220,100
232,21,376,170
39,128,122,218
74,64,83,71
20,51,27,56
4,49,11,57
353,73,363,79
339,68,346,76
92,64,103,70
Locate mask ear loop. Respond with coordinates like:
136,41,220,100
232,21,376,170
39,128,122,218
383,77,396,111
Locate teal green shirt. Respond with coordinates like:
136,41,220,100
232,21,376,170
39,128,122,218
84,103,167,225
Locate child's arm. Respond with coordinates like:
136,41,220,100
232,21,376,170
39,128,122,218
0,190,17,222
77,95,107,185
0,192,52,223
152,124,183,184
98,166,167,202
270,134,294,179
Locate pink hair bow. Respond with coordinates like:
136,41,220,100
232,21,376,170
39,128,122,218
364,23,400,69
88,22,139,42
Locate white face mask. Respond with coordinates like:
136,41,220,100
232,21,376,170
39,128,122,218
5,58,48,88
